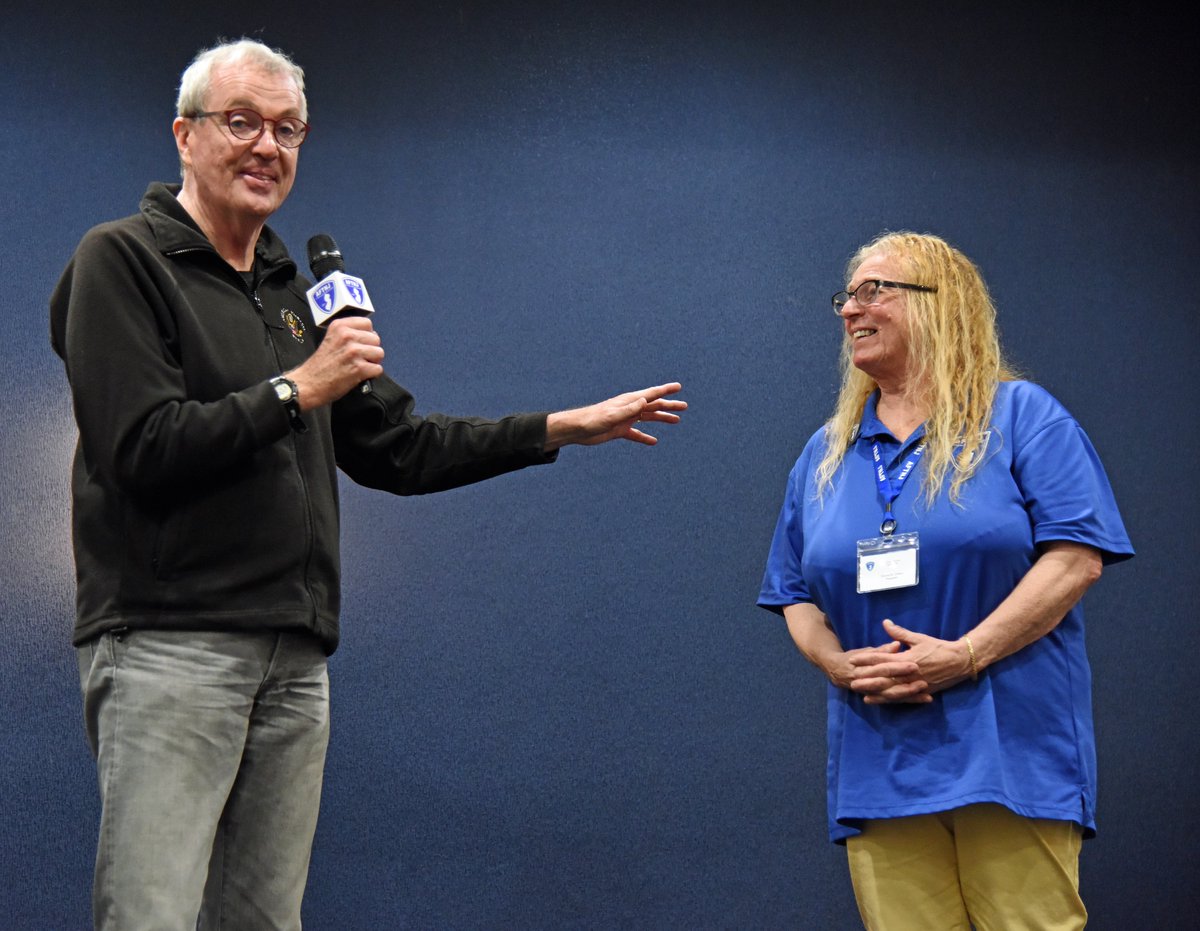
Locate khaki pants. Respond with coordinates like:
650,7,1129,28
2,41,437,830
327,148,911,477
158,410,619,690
846,803,1086,931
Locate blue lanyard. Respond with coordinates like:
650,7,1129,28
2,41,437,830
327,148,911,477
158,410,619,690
871,439,926,535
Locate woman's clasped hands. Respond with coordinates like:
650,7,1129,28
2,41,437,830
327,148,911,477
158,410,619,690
846,619,976,705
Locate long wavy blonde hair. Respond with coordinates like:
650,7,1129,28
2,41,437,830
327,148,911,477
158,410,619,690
814,232,1018,505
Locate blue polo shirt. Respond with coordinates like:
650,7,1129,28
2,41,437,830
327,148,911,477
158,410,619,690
758,380,1133,842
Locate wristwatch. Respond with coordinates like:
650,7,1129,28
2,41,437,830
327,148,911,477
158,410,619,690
269,375,306,433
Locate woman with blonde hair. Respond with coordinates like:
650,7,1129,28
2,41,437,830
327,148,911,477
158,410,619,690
759,232,1133,930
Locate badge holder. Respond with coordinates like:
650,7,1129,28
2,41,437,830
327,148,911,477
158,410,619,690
857,532,919,593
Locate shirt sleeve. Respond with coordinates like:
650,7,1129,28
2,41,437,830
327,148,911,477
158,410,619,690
757,435,822,613
1010,385,1134,565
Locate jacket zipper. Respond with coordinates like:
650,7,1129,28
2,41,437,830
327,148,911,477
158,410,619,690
255,282,322,626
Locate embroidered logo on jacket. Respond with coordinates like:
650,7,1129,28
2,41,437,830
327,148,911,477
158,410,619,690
281,309,307,343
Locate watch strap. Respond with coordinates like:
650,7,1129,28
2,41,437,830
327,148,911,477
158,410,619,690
270,376,307,433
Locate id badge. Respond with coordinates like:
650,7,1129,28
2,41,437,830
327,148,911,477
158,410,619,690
857,532,919,593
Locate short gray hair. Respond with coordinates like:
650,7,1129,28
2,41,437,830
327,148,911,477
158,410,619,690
176,38,307,121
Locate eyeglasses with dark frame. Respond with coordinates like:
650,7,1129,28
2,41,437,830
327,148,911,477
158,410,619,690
831,280,937,315
189,108,311,148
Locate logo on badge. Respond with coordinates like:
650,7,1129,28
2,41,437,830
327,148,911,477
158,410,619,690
281,308,307,343
865,561,875,572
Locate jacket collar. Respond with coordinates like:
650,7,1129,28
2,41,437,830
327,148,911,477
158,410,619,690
139,182,296,275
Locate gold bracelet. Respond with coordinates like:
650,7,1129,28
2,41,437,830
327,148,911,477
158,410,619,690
962,636,979,681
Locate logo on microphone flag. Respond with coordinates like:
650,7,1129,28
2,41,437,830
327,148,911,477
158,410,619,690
344,276,366,304
305,271,375,327
311,280,336,313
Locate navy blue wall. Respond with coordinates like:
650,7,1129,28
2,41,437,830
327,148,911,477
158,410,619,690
3,2,1195,927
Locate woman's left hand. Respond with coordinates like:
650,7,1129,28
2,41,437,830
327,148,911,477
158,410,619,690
848,619,973,704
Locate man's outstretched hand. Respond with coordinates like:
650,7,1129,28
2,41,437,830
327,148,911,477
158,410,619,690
544,382,686,451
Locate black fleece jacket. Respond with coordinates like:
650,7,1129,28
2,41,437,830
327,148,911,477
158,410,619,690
50,183,555,653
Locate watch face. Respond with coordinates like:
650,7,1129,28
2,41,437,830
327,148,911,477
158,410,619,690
273,380,294,402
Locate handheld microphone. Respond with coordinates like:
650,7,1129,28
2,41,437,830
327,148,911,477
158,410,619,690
305,233,377,394
305,234,375,327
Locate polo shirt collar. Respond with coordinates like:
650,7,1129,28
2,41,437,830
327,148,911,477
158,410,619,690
857,391,927,449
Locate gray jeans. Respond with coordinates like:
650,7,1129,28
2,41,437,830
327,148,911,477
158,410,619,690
77,629,330,931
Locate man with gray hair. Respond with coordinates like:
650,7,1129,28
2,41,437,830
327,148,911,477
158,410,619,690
51,38,684,930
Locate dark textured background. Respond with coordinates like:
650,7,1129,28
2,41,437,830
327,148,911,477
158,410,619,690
2,1,1195,927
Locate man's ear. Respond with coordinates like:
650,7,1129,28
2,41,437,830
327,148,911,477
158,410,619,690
172,117,192,172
